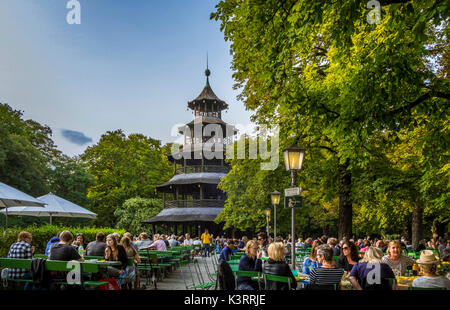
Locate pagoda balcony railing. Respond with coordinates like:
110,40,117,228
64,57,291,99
164,199,226,209
174,165,230,175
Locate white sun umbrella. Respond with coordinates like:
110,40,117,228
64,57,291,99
0,192,96,225
0,181,46,228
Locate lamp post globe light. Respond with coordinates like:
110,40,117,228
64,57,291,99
270,190,281,239
283,143,305,270
264,206,271,238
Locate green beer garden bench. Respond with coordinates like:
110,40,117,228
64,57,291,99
0,258,108,288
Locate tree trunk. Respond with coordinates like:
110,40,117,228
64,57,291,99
403,222,411,241
411,201,423,250
338,159,352,240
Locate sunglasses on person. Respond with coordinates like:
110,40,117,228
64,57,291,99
342,247,349,250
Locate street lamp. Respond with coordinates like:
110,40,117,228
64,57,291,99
283,143,305,270
264,206,271,238
270,190,281,240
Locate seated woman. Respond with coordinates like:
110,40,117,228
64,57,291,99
263,242,297,290
302,239,323,275
120,236,141,289
307,245,344,290
236,240,263,290
337,241,360,272
104,234,128,278
382,240,415,276
75,233,88,250
349,246,395,290
412,250,450,290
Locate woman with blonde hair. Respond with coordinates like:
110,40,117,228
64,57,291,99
382,240,415,276
121,237,141,263
236,240,263,290
301,239,323,275
120,236,141,289
349,246,396,290
263,242,297,290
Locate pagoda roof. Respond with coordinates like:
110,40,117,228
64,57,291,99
190,85,227,104
187,66,228,111
156,172,227,189
142,207,223,223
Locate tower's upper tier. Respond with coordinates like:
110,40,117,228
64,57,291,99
187,68,228,117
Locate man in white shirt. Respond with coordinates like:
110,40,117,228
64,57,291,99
183,233,193,246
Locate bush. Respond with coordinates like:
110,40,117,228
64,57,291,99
0,225,126,257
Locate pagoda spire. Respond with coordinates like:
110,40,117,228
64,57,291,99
205,52,210,87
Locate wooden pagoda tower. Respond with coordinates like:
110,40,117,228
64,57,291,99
143,65,237,237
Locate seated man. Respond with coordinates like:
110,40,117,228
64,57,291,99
218,241,235,264
49,230,85,262
412,250,450,289
7,231,35,288
145,234,166,251
86,232,107,256
48,230,84,287
193,237,202,257
45,232,61,255
183,233,194,246
135,233,153,250
237,236,248,251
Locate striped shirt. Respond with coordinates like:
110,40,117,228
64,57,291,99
309,267,344,286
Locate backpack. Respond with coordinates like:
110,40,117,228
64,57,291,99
99,278,120,290
215,261,235,290
31,258,52,290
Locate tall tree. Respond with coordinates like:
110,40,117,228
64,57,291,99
0,103,54,196
212,0,449,238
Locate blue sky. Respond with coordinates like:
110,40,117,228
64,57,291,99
0,0,254,156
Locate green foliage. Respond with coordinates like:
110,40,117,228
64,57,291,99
47,155,96,226
114,197,163,235
0,104,54,196
0,225,125,257
81,130,172,227
212,0,449,237
217,137,340,237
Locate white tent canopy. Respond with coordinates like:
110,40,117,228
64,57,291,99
0,192,96,224
0,181,46,208
0,181,46,228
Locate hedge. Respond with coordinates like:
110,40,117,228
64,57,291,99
0,225,126,257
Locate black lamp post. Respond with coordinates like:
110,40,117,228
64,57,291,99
283,143,305,270
270,190,281,240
